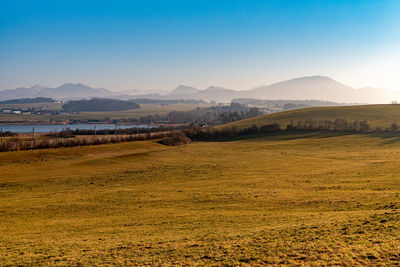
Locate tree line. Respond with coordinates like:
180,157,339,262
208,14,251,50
286,119,371,132
134,103,263,125
0,97,54,104
182,118,400,141
62,98,140,112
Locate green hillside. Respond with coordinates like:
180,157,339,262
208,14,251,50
224,104,400,130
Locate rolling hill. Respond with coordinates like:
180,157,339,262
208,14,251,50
224,104,400,130
248,76,397,104
249,76,354,102
169,85,200,95
0,83,115,100
163,76,397,103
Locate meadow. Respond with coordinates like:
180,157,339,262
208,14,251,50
1,132,400,265
226,104,400,130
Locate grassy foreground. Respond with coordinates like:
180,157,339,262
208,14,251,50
1,133,400,265
225,104,400,130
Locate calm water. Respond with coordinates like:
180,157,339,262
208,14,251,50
0,124,156,133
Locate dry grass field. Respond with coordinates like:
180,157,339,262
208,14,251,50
1,132,400,265
225,104,400,130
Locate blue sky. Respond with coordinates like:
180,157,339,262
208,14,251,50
0,0,399,91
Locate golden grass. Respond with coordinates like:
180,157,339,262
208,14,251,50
225,104,400,130
1,132,400,265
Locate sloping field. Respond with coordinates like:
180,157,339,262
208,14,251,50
1,133,400,265
224,104,400,130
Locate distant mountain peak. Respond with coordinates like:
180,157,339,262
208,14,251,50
204,86,234,92
274,75,345,84
30,84,47,92
57,82,91,88
31,84,46,89
248,75,394,103
170,85,199,95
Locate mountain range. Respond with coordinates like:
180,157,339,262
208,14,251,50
0,76,397,104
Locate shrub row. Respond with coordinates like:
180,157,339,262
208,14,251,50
45,126,180,138
160,131,191,146
183,123,282,140
0,132,169,152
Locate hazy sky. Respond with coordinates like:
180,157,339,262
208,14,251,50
1,0,399,91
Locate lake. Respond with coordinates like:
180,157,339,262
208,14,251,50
0,124,156,133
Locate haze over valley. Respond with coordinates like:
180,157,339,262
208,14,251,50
0,76,396,104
